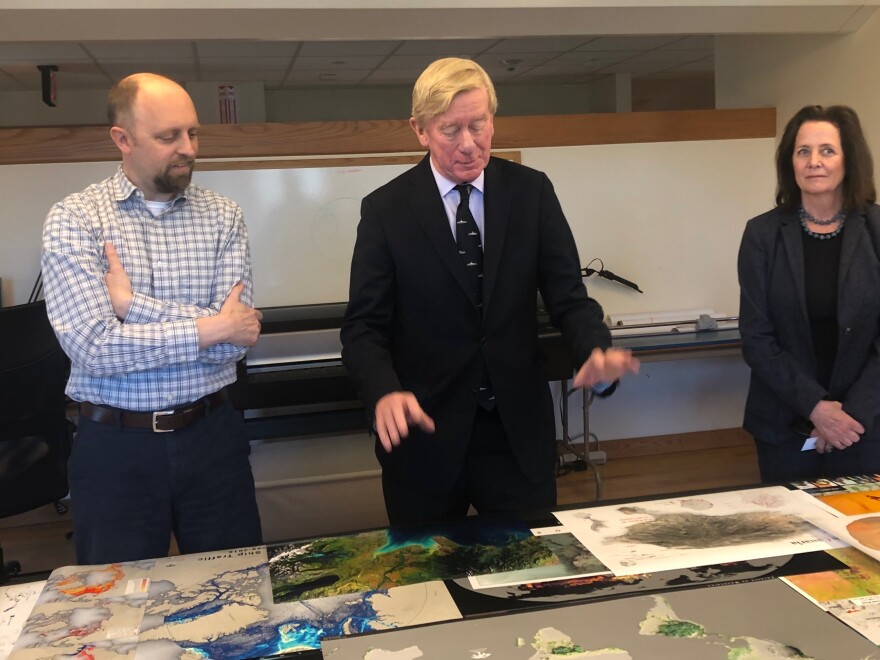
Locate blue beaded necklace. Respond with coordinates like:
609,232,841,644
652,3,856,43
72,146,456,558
798,207,846,240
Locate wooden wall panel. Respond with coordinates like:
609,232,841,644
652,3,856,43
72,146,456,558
0,107,775,166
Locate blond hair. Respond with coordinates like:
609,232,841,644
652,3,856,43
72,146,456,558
411,58,498,127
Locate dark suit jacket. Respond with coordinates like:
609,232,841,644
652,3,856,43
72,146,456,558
738,204,880,446
341,155,610,493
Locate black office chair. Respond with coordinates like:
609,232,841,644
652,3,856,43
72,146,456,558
0,300,73,582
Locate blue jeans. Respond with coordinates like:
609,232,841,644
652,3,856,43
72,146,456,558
69,401,262,564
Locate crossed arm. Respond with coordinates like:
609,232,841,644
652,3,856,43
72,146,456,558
42,200,261,376
104,241,262,350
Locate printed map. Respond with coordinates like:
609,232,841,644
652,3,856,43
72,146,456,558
322,578,880,659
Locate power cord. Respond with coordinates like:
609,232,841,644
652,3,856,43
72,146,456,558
581,257,643,293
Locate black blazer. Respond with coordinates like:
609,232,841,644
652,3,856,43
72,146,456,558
738,204,880,446
341,155,611,491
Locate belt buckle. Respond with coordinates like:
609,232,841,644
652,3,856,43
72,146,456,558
152,409,175,433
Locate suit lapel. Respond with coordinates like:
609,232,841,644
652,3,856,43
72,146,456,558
779,209,809,322
405,156,477,306
482,158,510,313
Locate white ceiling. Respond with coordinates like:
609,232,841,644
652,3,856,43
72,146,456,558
0,2,875,93
0,35,715,92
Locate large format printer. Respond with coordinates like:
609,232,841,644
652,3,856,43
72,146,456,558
239,300,581,440
238,301,739,441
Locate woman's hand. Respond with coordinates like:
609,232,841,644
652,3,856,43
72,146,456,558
809,400,864,450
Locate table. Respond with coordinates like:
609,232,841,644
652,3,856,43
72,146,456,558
7,477,880,659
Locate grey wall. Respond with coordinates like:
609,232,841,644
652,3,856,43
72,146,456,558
716,10,880,155
0,76,646,127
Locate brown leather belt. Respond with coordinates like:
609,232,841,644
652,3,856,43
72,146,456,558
78,389,229,433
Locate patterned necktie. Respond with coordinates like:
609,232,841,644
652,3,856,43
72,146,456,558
454,184,494,410
454,184,484,309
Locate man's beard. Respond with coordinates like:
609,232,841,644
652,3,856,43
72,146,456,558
154,160,195,195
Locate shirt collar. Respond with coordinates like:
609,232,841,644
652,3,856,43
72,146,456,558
428,158,485,198
111,165,138,202
111,164,189,205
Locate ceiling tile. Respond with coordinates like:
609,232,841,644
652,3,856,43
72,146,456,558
101,61,197,74
626,49,711,64
1,62,57,76
486,37,592,54
380,54,453,70
299,40,400,57
476,64,539,82
197,40,299,58
0,43,89,61
2,72,111,92
553,51,642,70
576,36,681,51
667,57,715,73
201,57,293,72
101,62,198,81
599,60,678,75
394,39,498,56
0,68,30,90
511,68,591,83
84,41,194,59
362,68,423,84
663,35,714,50
475,52,559,70
0,34,723,94
284,69,371,84
201,70,285,82
290,55,385,71
550,50,642,66
56,71,116,89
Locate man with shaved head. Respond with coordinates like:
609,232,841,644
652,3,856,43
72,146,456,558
42,73,263,564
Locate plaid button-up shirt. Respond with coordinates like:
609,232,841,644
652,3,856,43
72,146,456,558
41,166,253,411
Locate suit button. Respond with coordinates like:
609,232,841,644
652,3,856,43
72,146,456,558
844,327,852,334
480,337,487,346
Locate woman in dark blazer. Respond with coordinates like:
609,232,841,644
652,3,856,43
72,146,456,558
738,105,880,483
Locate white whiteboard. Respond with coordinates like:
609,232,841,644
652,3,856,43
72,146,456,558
528,139,776,318
0,138,775,316
197,164,410,307
0,161,119,306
